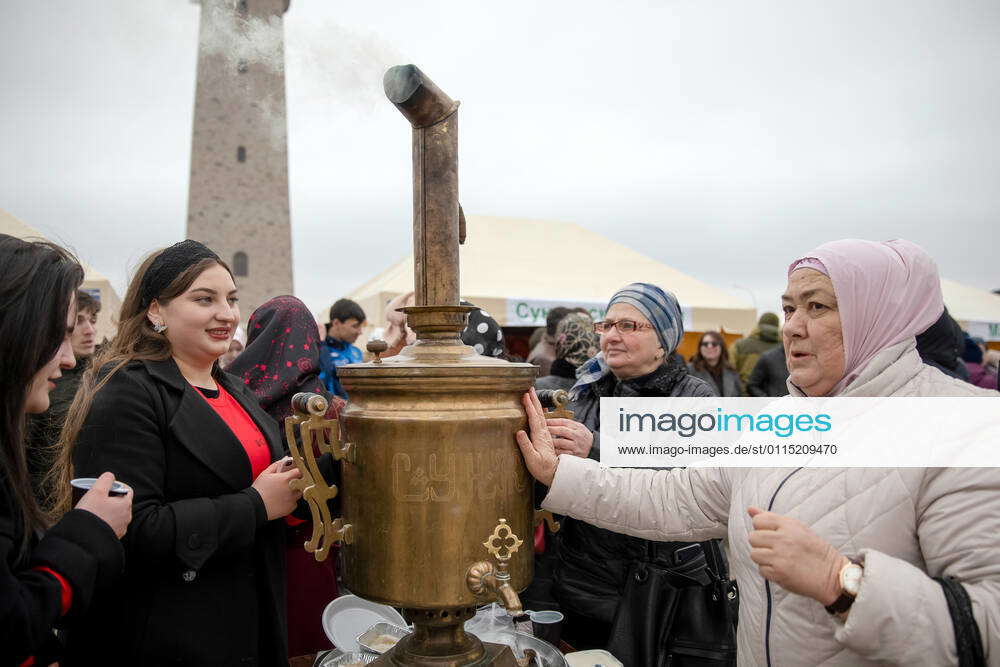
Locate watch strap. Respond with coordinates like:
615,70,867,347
825,591,855,615
825,558,862,615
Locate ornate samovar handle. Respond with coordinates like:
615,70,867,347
536,388,574,420
533,509,560,534
285,392,354,562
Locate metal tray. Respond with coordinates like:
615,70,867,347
357,622,409,654
315,650,377,666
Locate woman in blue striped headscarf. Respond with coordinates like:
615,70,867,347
570,282,690,399
542,283,733,664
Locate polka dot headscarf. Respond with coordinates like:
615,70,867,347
460,300,505,357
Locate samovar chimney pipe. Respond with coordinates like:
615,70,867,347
384,64,461,309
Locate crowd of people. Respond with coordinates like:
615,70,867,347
517,239,1000,666
2,231,998,666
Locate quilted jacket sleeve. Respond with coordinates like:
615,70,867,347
834,467,1000,665
541,454,731,542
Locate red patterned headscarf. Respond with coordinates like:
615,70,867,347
227,295,326,425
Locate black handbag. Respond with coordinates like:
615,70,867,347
935,576,985,667
606,541,737,667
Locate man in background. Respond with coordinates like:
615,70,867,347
528,306,571,377
746,344,790,397
730,312,781,391
915,306,968,380
319,298,366,399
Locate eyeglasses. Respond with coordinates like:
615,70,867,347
700,341,721,348
594,319,651,334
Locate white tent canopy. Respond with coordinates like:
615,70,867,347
346,215,756,334
1,208,122,341
942,278,1000,342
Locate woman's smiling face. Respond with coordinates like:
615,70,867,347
147,263,240,367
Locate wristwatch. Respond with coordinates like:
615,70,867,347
825,557,863,615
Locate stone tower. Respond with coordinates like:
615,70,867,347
187,0,293,317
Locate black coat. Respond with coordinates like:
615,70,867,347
685,363,741,397
534,358,578,392
1,479,123,666
69,358,288,666
553,356,716,622
746,345,790,397
915,305,967,379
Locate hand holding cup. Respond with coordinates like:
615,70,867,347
74,472,133,539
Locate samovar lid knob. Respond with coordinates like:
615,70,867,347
367,339,389,364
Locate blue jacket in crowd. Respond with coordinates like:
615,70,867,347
318,336,363,399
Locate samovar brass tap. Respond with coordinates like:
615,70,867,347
466,518,524,616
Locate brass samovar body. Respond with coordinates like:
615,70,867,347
289,65,542,666
339,359,535,609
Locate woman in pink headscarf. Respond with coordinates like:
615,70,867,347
516,240,1000,666
782,239,958,398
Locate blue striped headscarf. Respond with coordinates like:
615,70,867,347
570,282,684,399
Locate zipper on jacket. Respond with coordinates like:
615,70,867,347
764,467,802,667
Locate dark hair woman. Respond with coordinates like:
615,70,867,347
227,295,343,658
0,234,131,666
58,240,303,665
687,330,743,396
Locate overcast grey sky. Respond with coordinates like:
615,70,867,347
2,0,998,317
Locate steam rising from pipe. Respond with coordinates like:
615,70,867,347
287,20,409,115
198,0,408,122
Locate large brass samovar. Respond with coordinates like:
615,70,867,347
287,65,541,666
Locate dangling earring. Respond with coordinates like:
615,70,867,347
153,322,167,334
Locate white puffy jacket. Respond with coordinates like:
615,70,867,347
542,340,1000,665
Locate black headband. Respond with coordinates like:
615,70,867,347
140,240,221,307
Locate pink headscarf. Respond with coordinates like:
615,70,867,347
788,239,943,395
